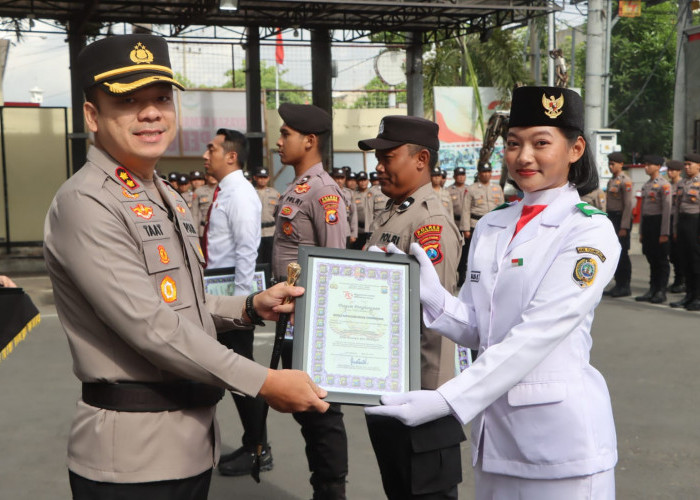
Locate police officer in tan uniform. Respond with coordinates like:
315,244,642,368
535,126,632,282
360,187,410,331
272,103,349,500
447,166,469,285
331,167,359,245
603,152,634,297
430,166,454,218
351,171,373,249
368,172,390,220
194,171,218,241
666,160,685,292
359,115,465,500
581,187,606,211
177,174,196,209
636,154,672,304
43,34,328,499
254,167,280,265
671,153,700,310
461,163,504,262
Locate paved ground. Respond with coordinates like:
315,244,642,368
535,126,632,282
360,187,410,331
2,239,700,499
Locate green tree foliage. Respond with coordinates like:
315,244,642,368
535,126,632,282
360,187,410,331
576,1,678,157
221,61,310,108
350,76,407,109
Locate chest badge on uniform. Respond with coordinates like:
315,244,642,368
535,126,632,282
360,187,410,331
511,258,524,267
319,194,340,225
470,271,481,283
176,205,186,214
573,257,597,288
160,275,177,303
295,183,311,194
414,224,443,265
280,206,293,216
282,221,294,236
157,245,170,264
122,188,139,199
131,203,153,220
115,167,140,190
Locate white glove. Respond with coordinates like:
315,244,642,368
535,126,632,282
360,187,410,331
385,242,405,255
364,390,451,427
408,242,447,320
366,245,385,253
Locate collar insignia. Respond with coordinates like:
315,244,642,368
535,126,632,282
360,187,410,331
542,93,564,119
176,205,186,214
157,245,170,264
122,188,139,199
297,176,310,185
115,167,139,190
396,197,414,213
131,203,153,220
295,183,311,194
130,42,154,64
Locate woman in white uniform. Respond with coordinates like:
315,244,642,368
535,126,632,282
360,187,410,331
366,86,620,499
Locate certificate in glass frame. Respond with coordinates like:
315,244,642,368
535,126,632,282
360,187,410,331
292,245,421,405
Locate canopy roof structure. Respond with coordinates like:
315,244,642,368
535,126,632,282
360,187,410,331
0,0,560,42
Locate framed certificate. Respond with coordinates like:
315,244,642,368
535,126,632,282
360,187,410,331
292,245,421,405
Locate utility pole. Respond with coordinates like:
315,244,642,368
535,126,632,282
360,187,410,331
547,10,555,86
584,0,605,137
672,1,691,159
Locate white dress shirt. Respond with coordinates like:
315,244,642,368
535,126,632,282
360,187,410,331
206,169,261,295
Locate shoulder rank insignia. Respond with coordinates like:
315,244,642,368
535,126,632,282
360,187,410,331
573,257,597,288
115,167,139,190
575,202,606,217
414,224,443,265
131,203,153,220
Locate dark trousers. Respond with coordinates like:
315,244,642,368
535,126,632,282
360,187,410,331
218,328,267,450
607,211,632,287
641,215,670,292
669,215,683,282
257,236,274,266
677,213,700,296
69,469,211,500
281,339,348,489
351,232,370,250
365,414,465,500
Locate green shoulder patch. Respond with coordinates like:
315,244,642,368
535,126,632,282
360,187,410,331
575,202,606,217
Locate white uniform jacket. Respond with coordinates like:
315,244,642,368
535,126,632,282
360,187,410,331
427,184,620,480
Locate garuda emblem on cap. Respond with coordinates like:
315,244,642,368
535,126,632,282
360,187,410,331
130,42,154,64
542,93,564,119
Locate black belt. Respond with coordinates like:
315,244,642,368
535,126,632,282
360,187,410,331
261,222,275,228
82,381,224,412
471,214,483,221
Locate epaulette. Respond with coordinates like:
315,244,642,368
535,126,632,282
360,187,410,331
493,202,514,211
575,202,607,217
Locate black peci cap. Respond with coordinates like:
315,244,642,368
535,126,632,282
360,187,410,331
243,170,251,180
358,115,440,152
454,167,466,175
168,172,180,182
190,170,204,180
254,168,269,177
356,171,368,181
348,172,357,180
643,154,665,166
78,34,184,95
667,160,683,171
430,166,442,176
177,174,189,185
478,163,493,172
608,152,625,163
508,86,584,133
331,167,346,178
369,172,379,181
685,153,700,163
278,103,331,134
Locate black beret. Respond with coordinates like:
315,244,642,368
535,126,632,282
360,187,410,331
643,154,665,166
359,115,440,152
478,163,493,172
369,172,379,181
254,168,269,177
177,175,189,185
168,172,179,182
685,153,700,163
454,167,466,175
440,169,447,178
430,166,442,176
509,86,584,132
331,167,346,178
278,103,331,134
667,160,684,171
190,170,204,180
78,34,184,95
608,152,625,163
348,172,357,180
356,171,368,181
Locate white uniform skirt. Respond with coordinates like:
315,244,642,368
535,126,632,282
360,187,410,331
474,460,615,500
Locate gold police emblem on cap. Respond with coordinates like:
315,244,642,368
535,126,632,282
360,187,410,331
130,42,154,64
542,93,564,119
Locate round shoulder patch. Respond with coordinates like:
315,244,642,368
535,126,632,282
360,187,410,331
572,257,597,288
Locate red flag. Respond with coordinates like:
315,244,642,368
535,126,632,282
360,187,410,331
275,29,284,65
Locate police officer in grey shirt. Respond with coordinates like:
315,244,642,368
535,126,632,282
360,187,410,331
603,152,634,297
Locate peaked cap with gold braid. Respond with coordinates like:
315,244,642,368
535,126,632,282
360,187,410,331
78,34,184,95
508,86,584,133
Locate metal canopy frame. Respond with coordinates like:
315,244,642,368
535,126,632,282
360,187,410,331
0,0,560,42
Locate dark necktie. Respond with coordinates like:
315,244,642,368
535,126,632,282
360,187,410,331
202,186,220,267
513,204,547,238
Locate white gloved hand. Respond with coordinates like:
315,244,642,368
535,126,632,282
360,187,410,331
408,242,447,320
364,390,451,427
366,245,385,253
385,242,406,255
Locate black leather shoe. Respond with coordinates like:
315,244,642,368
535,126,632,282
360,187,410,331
603,288,613,296
650,291,667,304
669,283,686,293
670,295,692,308
219,446,273,476
635,290,654,302
685,299,700,311
610,286,631,298
219,446,246,464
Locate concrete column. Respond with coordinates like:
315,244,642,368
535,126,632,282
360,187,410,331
584,0,605,137
245,27,264,169
672,4,690,159
311,29,333,169
547,11,555,86
406,31,423,117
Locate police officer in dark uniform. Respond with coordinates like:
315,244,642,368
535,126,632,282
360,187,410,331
666,160,685,293
636,154,672,303
352,171,373,249
603,152,635,297
272,103,349,500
